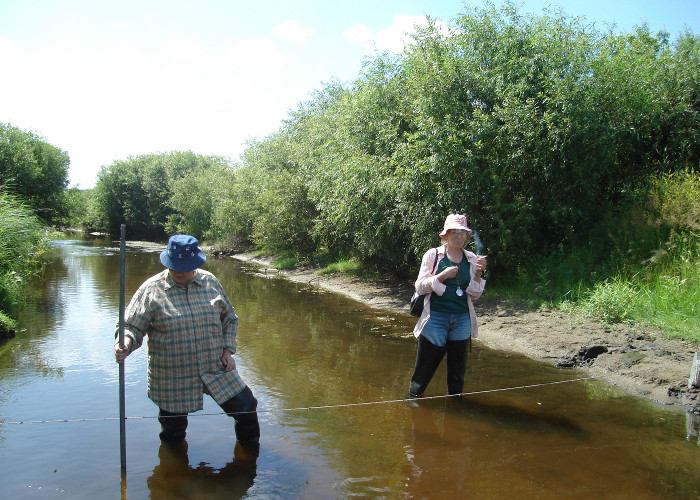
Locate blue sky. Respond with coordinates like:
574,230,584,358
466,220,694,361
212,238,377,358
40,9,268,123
1,0,698,188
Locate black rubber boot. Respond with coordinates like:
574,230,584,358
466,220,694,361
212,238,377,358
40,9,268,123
408,336,447,398
446,339,469,396
158,408,188,443
220,386,260,450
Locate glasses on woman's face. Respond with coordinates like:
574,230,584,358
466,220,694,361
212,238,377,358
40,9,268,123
449,230,469,238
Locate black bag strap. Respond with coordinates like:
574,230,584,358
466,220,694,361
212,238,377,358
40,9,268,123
429,247,439,274
415,248,439,298
416,248,439,299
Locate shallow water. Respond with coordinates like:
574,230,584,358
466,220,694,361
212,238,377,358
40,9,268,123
0,234,698,499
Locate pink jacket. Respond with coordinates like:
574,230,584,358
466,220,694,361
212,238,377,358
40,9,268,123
413,245,486,339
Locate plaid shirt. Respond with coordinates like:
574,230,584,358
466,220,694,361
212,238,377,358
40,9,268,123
121,269,246,413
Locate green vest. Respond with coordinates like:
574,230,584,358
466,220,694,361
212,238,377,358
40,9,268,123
430,255,470,314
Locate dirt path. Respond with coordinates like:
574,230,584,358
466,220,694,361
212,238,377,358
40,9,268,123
223,251,699,413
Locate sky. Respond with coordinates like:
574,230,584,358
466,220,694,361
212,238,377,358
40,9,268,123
1,1,698,188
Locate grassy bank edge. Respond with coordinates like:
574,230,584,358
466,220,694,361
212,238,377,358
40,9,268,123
259,252,699,346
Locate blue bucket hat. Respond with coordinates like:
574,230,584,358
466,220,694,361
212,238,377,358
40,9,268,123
160,235,206,271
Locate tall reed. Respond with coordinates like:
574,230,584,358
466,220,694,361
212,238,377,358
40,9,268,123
0,190,49,318
492,171,699,343
576,172,699,341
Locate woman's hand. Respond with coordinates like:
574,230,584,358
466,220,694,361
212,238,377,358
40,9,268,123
438,265,459,282
474,255,487,281
114,337,133,363
221,349,236,372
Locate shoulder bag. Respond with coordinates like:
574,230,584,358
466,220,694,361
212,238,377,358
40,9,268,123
409,248,439,317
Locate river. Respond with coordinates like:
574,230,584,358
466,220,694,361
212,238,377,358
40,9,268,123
0,234,698,499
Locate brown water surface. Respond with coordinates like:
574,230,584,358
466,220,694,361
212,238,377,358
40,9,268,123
0,234,698,499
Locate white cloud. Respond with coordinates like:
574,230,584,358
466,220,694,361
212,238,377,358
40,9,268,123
224,36,284,74
375,15,428,52
0,33,296,187
1,11,453,189
342,23,375,50
271,20,313,45
166,38,212,64
0,37,22,64
343,15,450,53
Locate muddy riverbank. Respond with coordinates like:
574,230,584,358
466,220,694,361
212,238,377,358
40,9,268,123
222,251,699,413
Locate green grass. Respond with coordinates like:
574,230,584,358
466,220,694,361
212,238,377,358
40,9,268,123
272,256,299,269
505,172,700,344
577,276,640,324
487,230,699,344
639,275,699,341
559,234,700,343
316,259,361,276
0,310,17,337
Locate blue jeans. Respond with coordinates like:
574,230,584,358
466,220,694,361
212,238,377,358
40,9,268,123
421,310,471,347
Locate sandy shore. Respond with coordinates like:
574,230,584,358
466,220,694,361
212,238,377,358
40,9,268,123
221,251,699,413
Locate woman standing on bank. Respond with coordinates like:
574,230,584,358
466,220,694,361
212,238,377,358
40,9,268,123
408,214,487,398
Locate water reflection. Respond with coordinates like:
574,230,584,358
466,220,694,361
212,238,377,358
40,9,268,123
403,403,475,498
0,234,698,499
148,441,257,499
688,412,700,445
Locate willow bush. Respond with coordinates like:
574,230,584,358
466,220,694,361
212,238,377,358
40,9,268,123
91,151,230,240
165,162,235,240
0,122,70,224
77,2,699,337
82,3,700,278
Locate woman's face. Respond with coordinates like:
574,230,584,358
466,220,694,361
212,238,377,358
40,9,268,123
446,229,469,247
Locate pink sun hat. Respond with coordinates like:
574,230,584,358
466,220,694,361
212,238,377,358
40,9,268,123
439,213,472,237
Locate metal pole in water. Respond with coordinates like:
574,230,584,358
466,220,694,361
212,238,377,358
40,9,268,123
118,224,127,474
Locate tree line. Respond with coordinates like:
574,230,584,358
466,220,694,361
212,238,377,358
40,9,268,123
83,4,698,280
0,123,69,224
